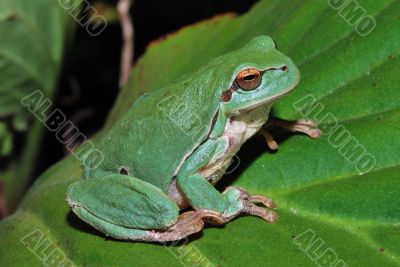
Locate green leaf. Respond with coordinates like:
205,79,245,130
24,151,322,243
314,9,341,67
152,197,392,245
1,0,399,266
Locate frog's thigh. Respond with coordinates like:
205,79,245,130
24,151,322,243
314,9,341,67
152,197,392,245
72,206,151,241
67,174,179,232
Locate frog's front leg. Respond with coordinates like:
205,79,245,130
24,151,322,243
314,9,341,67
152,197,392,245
67,174,208,242
177,138,278,224
266,118,322,138
260,118,322,150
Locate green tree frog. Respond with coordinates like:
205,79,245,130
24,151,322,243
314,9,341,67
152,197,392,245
67,35,320,242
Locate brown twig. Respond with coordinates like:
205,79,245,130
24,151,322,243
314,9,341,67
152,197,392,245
117,0,134,88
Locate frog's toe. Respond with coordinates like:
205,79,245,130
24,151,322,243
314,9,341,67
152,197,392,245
242,201,279,223
247,195,276,209
259,129,279,150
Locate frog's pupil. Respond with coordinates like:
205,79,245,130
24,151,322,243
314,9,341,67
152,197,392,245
244,75,256,81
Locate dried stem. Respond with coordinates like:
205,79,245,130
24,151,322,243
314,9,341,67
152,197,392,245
117,0,134,88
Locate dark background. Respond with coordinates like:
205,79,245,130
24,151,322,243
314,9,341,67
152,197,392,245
36,0,258,178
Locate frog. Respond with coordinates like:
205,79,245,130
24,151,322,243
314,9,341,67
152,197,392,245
66,35,321,242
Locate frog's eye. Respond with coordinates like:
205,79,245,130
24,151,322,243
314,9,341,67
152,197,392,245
236,68,262,91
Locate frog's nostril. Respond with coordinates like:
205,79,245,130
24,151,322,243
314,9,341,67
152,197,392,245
281,66,288,71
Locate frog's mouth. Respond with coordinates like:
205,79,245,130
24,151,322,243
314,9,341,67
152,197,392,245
238,86,295,113
239,91,288,112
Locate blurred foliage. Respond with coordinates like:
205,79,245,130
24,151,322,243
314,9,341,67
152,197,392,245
0,0,82,211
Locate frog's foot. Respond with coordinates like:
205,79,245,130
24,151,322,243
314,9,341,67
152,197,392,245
145,211,205,242
236,187,278,223
203,186,278,225
228,186,278,223
146,210,229,241
266,118,322,139
260,118,321,150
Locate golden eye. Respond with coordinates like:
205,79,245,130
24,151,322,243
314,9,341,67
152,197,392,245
236,68,262,91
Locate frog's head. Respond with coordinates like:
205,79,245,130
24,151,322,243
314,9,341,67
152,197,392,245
219,35,300,114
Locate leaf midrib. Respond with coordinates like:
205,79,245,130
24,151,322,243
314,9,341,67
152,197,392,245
263,164,400,202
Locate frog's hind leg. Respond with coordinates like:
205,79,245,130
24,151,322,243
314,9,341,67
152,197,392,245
72,206,206,242
67,174,205,242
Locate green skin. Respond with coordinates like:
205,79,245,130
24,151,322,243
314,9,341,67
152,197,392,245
67,35,300,242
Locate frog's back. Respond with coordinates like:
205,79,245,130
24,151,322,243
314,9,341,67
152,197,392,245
86,67,223,192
